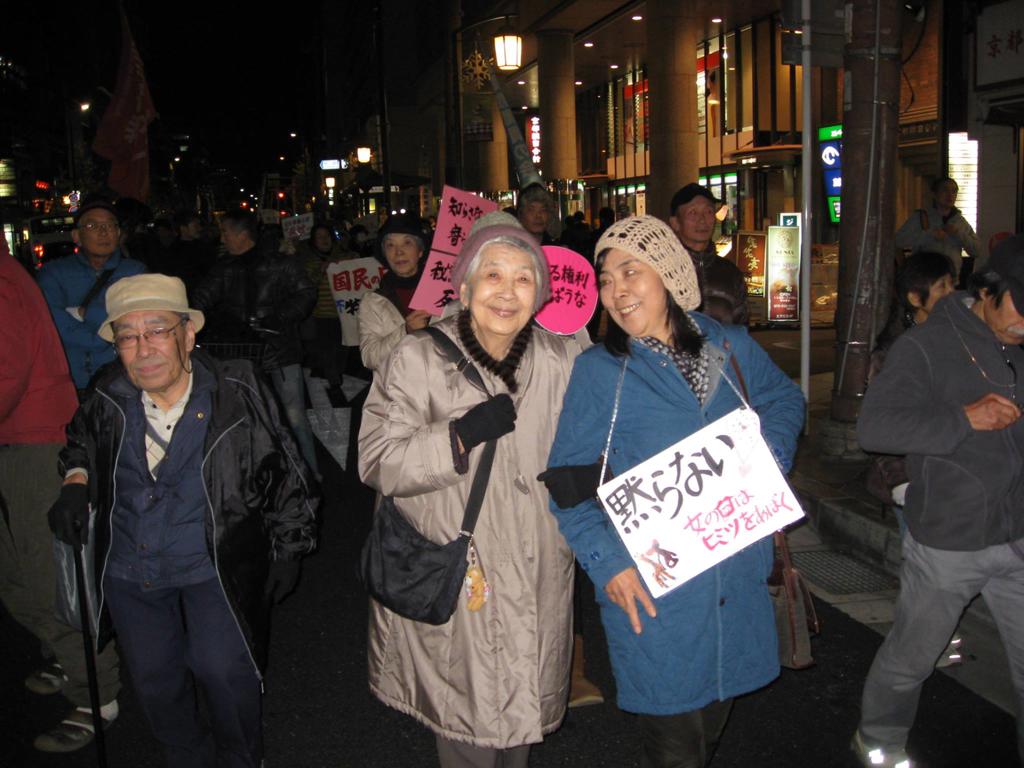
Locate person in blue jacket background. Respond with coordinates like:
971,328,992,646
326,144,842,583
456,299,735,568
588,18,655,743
541,215,804,768
37,198,146,393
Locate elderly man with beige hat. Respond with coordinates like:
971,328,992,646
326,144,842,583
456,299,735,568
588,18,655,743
47,273,318,768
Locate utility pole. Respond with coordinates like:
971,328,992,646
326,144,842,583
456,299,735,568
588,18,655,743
830,0,902,423
374,0,392,214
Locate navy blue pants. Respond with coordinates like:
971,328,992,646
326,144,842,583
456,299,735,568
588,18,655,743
105,577,262,768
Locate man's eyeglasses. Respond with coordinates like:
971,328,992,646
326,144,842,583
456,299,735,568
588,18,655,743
112,321,185,350
79,221,119,233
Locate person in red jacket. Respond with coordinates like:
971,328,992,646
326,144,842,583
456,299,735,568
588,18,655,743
0,235,121,752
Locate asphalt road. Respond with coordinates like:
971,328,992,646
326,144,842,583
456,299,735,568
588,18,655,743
3,439,1019,768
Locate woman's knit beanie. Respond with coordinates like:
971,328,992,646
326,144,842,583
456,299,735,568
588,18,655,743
594,215,701,311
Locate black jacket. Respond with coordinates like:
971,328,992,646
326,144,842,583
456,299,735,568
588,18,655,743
61,350,319,673
686,242,750,326
191,246,316,369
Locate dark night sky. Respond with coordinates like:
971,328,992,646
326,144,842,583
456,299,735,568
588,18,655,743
2,1,378,185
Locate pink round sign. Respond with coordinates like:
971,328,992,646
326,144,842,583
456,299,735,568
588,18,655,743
536,246,598,335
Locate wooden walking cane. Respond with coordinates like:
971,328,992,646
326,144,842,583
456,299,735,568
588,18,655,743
72,531,108,768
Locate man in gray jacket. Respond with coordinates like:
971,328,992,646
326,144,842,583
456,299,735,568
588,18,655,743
852,234,1024,768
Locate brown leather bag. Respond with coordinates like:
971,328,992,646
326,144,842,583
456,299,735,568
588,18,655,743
768,531,820,669
724,345,820,669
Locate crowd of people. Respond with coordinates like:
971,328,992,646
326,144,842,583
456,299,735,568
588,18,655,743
2,173,1022,768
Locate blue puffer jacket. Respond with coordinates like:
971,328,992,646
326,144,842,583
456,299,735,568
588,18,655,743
37,250,146,388
547,313,804,715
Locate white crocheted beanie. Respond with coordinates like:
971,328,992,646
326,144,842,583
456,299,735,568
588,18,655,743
593,215,700,311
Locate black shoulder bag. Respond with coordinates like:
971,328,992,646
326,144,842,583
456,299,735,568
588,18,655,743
80,269,116,314
359,326,497,625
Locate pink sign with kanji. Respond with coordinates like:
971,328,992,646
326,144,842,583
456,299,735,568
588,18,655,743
596,408,804,599
327,257,387,345
408,251,458,317
431,185,499,256
535,246,598,336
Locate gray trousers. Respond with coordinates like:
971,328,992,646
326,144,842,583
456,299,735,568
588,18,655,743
435,735,530,768
0,443,120,708
860,531,1024,759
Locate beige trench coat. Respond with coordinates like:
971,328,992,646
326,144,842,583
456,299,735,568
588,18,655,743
358,316,582,749
357,290,406,372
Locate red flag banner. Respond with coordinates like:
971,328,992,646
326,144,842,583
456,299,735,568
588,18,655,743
92,11,157,201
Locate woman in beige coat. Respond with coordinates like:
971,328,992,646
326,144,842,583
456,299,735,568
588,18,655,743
357,213,433,372
359,223,582,767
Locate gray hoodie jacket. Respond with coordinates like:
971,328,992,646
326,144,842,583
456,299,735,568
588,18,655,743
858,291,1024,550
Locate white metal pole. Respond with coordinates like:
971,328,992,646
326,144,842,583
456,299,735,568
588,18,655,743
800,0,814,432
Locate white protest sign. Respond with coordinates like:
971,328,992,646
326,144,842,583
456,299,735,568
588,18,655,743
327,257,387,345
597,407,804,599
282,212,315,241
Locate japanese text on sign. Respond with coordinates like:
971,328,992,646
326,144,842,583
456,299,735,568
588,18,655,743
535,246,598,336
327,257,387,345
408,251,458,317
597,408,804,598
430,185,499,257
977,3,1024,88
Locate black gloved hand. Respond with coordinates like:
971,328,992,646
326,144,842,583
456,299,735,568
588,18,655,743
48,483,90,548
265,559,301,604
538,463,606,509
453,394,516,450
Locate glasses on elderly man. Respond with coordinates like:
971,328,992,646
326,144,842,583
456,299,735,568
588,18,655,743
112,320,185,350
80,221,119,233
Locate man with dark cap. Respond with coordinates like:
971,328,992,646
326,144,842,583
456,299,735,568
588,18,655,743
48,273,318,768
0,234,121,753
852,234,1024,768
668,183,748,325
37,198,147,394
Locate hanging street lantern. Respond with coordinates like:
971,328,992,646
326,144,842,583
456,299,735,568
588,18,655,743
493,18,522,71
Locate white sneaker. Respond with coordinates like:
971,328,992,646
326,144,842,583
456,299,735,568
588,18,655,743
935,635,964,668
851,730,913,768
33,700,118,753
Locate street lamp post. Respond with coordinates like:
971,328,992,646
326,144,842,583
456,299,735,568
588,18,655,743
451,15,524,189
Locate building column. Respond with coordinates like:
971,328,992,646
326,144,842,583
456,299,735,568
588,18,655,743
537,29,578,183
646,0,702,219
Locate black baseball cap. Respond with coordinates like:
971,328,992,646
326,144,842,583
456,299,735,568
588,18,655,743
669,183,718,216
73,198,119,226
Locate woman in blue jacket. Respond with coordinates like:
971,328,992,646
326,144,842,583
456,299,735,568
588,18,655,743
542,216,804,768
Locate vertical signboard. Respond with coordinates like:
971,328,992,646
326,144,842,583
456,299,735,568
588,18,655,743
737,231,767,298
767,226,800,322
818,124,842,224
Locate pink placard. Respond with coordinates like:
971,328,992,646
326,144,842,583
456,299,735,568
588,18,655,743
408,251,458,316
431,185,499,256
535,246,598,336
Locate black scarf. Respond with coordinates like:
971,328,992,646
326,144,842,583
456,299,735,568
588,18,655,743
456,309,532,394
377,267,423,315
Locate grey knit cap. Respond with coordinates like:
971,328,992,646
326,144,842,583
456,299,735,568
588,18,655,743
594,215,701,311
469,210,522,237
